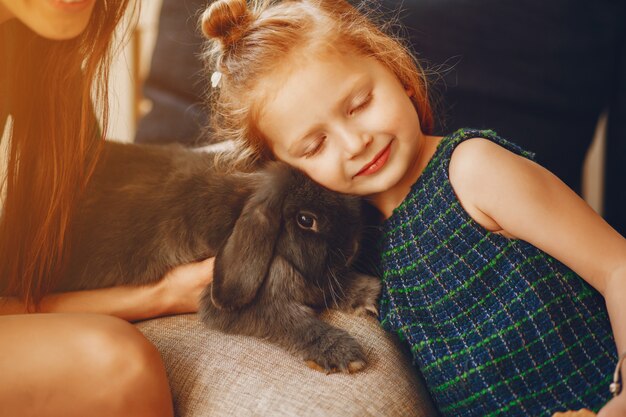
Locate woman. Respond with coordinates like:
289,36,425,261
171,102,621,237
0,1,213,416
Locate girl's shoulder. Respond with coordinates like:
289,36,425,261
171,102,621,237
440,128,535,162
446,129,536,192
448,136,531,236
442,129,536,189
449,135,522,180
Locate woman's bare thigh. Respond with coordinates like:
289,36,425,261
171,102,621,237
0,313,174,417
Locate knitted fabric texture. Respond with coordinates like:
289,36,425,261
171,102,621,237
378,128,616,417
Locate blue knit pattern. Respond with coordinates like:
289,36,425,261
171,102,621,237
378,128,616,416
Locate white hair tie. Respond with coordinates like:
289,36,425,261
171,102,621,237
211,71,223,88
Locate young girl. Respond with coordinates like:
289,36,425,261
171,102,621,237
200,0,626,416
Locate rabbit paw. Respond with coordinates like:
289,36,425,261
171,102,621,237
353,303,379,318
340,273,381,317
303,331,366,374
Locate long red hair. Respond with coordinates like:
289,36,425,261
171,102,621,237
0,1,132,309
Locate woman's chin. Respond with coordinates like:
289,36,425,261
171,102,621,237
32,0,96,40
34,19,90,40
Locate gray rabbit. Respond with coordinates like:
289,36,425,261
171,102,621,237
60,141,381,373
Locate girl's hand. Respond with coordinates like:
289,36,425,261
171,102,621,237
597,392,626,417
552,408,596,416
551,392,626,417
153,257,215,316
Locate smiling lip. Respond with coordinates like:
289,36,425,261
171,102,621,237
354,141,392,177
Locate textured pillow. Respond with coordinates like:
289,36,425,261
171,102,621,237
136,311,438,417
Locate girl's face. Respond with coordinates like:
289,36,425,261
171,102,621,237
0,0,96,40
258,50,425,203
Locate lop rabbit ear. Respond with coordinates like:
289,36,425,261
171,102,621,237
211,184,283,310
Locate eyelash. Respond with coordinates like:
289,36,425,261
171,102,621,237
349,94,372,116
304,136,326,158
302,93,372,158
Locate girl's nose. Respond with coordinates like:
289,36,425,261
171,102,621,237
340,128,372,159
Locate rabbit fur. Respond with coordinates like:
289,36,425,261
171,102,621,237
61,141,381,373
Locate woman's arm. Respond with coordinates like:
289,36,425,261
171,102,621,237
0,257,214,322
449,138,626,416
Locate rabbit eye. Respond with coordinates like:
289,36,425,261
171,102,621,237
296,212,318,231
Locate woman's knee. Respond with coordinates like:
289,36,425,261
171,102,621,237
73,316,174,416
78,315,163,376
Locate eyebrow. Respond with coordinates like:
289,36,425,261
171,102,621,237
287,74,370,155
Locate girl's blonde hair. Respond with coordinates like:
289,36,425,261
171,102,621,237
0,1,133,308
200,0,433,166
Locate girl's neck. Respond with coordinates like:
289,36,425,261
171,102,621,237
371,133,443,219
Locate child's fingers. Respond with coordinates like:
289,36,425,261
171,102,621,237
552,409,596,417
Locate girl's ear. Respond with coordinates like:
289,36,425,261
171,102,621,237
405,86,415,97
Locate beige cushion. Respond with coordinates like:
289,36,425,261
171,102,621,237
136,311,438,417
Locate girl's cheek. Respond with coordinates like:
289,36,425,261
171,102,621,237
304,166,336,192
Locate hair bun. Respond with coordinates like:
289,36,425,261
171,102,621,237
201,0,252,46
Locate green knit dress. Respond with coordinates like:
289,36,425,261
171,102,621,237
378,128,616,416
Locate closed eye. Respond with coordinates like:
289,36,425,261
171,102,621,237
349,93,372,116
303,136,326,158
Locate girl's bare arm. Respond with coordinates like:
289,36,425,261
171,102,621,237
450,138,626,416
